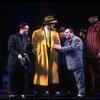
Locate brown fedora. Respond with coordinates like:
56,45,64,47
43,15,57,24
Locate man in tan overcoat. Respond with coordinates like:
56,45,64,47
32,15,60,96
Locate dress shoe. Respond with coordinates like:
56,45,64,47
9,94,15,98
43,91,49,96
55,91,60,96
77,93,85,97
21,94,26,98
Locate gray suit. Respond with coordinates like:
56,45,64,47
62,35,85,95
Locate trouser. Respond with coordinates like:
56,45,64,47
85,58,100,94
8,64,26,95
24,67,34,93
72,68,85,95
59,64,77,93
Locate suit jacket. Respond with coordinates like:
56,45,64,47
7,33,29,74
86,21,100,59
62,35,84,70
58,37,66,66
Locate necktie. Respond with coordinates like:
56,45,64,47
22,36,26,45
46,30,51,48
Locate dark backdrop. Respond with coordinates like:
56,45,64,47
0,0,100,89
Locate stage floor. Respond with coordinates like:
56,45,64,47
0,89,100,99
1,75,100,99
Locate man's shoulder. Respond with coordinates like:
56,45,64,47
73,36,82,42
97,21,100,24
96,21,100,26
9,33,18,39
51,30,58,35
89,21,100,27
33,28,43,33
73,35,80,39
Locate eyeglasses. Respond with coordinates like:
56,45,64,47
24,28,29,30
65,32,70,34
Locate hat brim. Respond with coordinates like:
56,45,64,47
43,20,57,24
88,12,98,18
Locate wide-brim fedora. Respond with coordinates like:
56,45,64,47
43,15,57,24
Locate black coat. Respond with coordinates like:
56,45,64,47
7,33,29,74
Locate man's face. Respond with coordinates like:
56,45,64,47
79,32,84,37
65,29,72,39
47,23,56,30
50,23,55,29
59,31,66,38
23,25,29,36
88,16,98,24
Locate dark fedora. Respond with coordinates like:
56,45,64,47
88,12,99,18
19,53,30,69
58,27,66,32
43,15,57,24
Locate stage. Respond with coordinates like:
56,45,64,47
0,74,99,99
0,89,100,99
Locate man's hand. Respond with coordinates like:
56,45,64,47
98,52,100,58
53,44,62,51
18,54,23,60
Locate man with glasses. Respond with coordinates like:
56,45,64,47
54,28,85,97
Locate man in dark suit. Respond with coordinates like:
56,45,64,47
7,23,31,98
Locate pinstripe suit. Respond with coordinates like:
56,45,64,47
86,21,100,94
